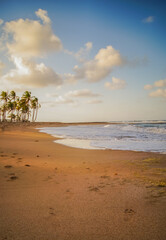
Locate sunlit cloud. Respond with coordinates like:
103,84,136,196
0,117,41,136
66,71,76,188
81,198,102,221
65,45,124,83
66,89,100,98
149,89,166,98
86,99,102,104
154,79,166,88
144,84,153,90
144,78,166,98
0,19,3,25
142,16,154,23
35,9,51,24
105,77,126,90
4,9,62,58
2,56,63,88
0,61,5,76
64,41,93,63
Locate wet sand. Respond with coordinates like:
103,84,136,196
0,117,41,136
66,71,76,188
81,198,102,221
0,122,166,240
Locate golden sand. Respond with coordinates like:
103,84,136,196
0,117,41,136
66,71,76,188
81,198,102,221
0,123,166,240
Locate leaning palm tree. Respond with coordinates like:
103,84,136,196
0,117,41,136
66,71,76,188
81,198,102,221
31,97,40,122
9,90,16,101
22,91,31,121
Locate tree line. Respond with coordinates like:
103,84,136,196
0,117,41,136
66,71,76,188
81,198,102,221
0,90,40,122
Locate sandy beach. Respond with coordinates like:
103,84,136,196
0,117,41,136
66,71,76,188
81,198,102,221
0,122,166,240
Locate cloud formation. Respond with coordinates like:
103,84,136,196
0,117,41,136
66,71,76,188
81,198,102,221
64,42,93,63
0,19,3,25
87,99,102,104
105,77,126,90
4,9,62,58
65,45,123,83
43,88,102,107
149,89,166,98
144,84,153,90
0,61,5,76
154,79,166,88
144,78,166,98
3,56,63,88
66,89,100,98
142,16,154,23
35,9,51,24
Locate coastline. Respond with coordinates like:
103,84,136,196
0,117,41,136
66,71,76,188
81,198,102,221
0,122,166,240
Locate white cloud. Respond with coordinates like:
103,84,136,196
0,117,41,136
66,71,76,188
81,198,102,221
144,78,166,98
35,9,51,24
54,96,75,104
2,56,63,88
154,79,166,88
66,89,100,98
45,93,58,98
0,61,5,76
105,77,126,90
142,16,154,23
65,45,123,83
0,19,3,25
144,84,153,90
4,9,62,58
41,96,76,107
87,99,102,104
149,89,166,98
64,41,93,62
75,42,93,62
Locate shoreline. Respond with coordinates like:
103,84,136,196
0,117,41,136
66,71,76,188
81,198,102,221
0,123,166,239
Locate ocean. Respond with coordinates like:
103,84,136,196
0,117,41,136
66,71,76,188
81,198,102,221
38,121,166,153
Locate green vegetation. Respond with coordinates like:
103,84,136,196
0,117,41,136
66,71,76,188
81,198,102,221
0,90,40,122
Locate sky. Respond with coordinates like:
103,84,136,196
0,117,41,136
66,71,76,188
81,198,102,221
0,0,166,122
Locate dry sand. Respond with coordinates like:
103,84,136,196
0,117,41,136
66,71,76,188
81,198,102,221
0,122,166,240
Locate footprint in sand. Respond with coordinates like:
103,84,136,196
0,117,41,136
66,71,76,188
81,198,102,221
124,208,135,221
8,175,18,181
13,153,18,155
89,186,100,192
25,164,31,167
0,154,8,157
4,165,13,168
49,207,55,215
35,140,39,142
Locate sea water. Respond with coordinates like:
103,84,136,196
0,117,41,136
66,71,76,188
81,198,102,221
38,121,166,153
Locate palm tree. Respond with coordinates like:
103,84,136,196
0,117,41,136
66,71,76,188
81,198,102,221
0,91,8,121
0,90,40,122
22,91,31,121
31,97,40,122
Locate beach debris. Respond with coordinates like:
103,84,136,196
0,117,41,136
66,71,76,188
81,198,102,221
89,186,100,192
101,175,110,179
25,164,31,167
124,209,135,214
4,165,12,168
10,176,18,180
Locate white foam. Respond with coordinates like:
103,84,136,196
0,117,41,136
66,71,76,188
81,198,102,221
54,138,100,150
39,123,166,153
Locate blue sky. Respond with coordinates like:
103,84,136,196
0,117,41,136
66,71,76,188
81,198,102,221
0,0,166,122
